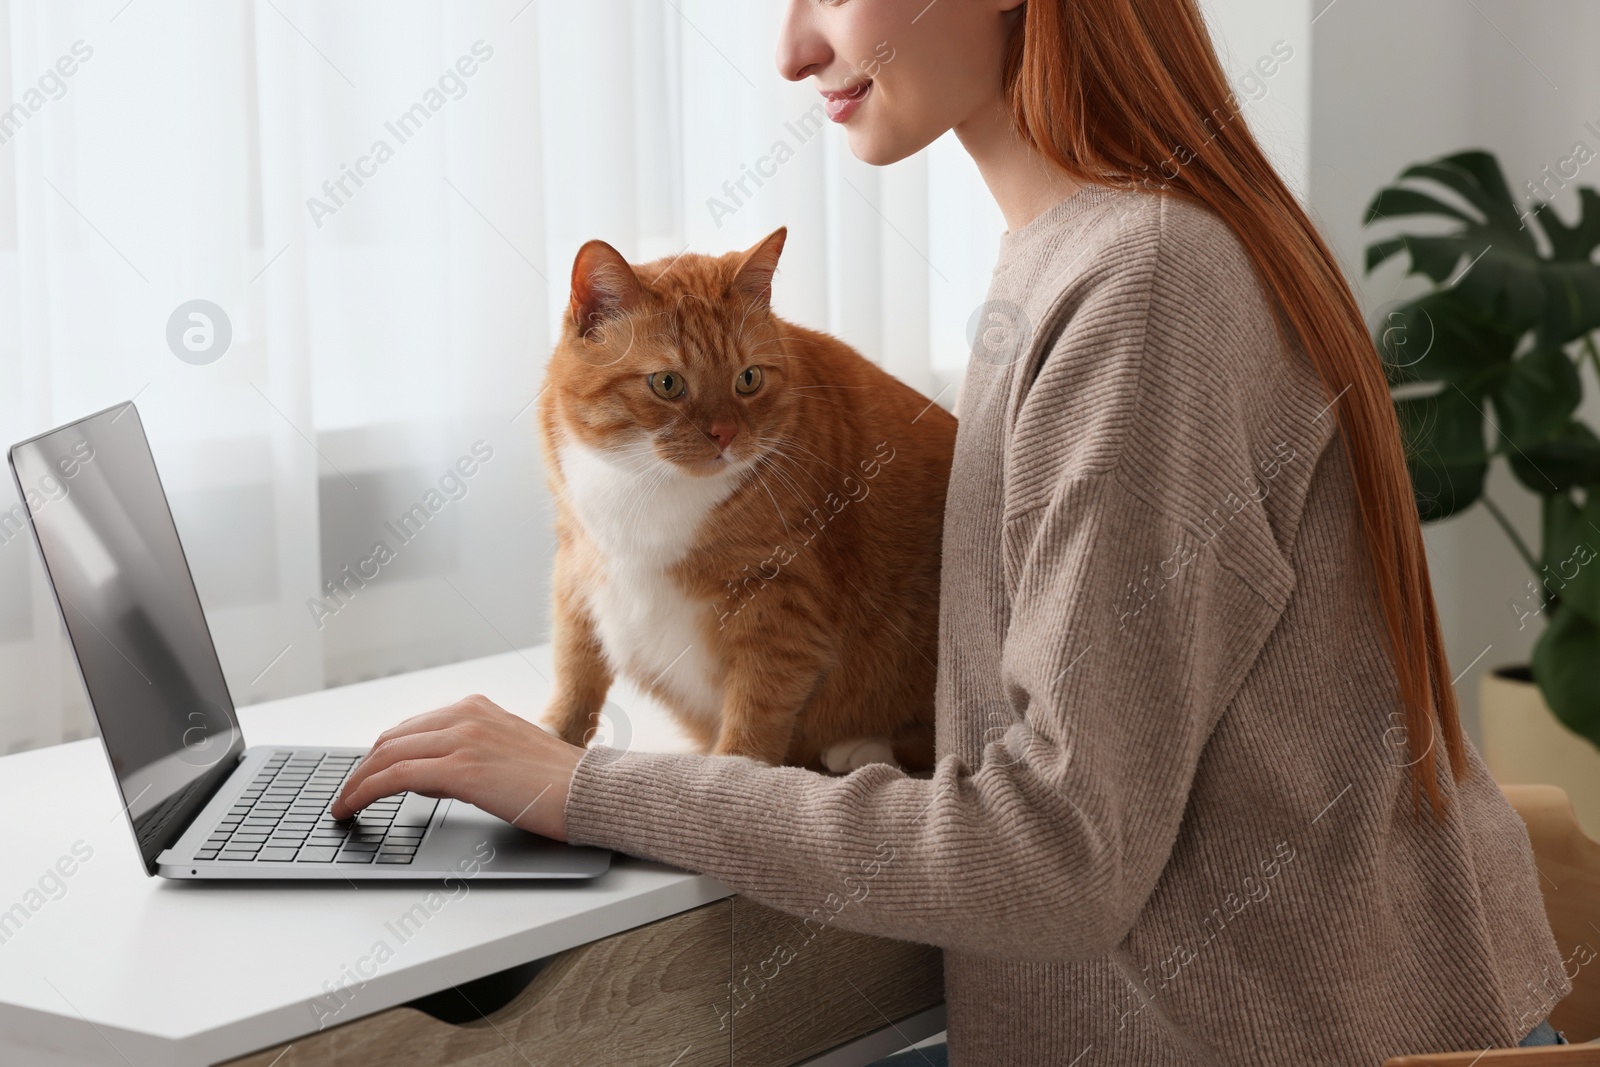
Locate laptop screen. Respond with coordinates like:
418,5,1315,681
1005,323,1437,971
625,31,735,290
9,402,244,873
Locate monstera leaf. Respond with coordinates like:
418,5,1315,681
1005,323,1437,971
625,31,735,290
1540,492,1600,623
1366,150,1600,508
1365,148,1600,750
1510,421,1600,492
1393,386,1488,521
1532,486,1600,748
1492,344,1583,450
1532,606,1600,747
1375,288,1518,387
1366,151,1600,350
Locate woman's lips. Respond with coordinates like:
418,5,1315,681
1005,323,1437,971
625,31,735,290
822,80,871,123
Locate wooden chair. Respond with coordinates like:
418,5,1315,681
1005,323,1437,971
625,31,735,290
1383,785,1600,1065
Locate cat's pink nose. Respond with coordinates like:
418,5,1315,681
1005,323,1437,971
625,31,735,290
708,422,738,451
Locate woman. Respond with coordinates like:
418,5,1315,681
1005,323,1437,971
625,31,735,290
333,0,1570,1060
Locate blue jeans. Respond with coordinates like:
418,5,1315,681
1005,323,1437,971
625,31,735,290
866,1019,1563,1064
1521,1019,1565,1046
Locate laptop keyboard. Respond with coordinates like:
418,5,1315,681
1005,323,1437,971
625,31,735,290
136,773,209,854
194,750,437,865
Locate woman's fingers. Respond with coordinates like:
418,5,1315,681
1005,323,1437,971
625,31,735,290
335,757,456,818
333,727,462,818
330,693,585,841
367,698,487,749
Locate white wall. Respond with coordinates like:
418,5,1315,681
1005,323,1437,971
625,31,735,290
1309,0,1600,742
1200,0,1313,201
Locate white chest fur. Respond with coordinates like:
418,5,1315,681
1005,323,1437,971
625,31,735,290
556,438,741,723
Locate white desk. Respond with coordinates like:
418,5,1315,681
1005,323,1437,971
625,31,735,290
0,645,735,1067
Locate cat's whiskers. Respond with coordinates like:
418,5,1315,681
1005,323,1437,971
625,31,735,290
785,391,842,406
754,442,829,505
594,439,669,478
773,437,854,479
735,298,763,343
742,438,806,502
587,458,659,497
737,440,806,518
755,464,805,513
761,433,855,491
617,462,680,543
749,460,796,541
597,448,657,472
747,336,806,357
609,437,678,482
609,449,668,479
597,426,755,541
767,469,818,527
596,442,692,552
551,436,673,533
662,407,748,478
769,427,859,476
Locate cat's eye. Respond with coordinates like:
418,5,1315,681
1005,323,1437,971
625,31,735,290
648,371,686,400
734,366,764,395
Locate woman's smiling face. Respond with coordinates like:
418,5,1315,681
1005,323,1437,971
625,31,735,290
775,0,1023,166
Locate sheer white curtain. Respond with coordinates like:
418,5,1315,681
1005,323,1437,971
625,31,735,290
0,0,1007,755
0,0,1307,756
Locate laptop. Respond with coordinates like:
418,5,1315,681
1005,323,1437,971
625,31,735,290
8,400,612,881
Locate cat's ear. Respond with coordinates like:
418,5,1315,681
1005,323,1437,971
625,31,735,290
730,226,787,306
569,239,643,339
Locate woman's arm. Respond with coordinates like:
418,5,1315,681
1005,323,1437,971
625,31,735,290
336,195,1324,963
334,469,1290,965
331,695,586,838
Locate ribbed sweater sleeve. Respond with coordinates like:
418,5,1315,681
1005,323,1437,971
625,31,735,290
563,477,1282,964
561,196,1303,963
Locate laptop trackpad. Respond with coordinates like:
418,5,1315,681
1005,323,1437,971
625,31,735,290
419,799,597,874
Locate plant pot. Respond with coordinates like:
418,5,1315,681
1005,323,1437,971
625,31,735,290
1481,666,1600,839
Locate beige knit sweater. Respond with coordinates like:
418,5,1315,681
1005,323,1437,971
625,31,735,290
563,184,1569,1064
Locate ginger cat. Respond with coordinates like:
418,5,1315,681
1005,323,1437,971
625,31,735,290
536,228,956,773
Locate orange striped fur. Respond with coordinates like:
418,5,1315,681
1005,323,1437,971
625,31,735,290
536,228,956,773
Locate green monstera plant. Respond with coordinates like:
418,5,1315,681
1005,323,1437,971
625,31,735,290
1363,148,1600,749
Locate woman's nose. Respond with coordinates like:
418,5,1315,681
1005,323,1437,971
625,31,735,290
774,0,831,83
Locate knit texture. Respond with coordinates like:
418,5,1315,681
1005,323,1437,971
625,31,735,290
563,184,1569,1064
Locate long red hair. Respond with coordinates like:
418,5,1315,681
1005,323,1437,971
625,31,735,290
1001,0,1467,815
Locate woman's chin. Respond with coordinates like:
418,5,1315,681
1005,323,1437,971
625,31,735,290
846,123,938,168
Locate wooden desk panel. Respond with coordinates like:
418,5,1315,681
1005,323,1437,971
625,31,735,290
220,901,732,1067
216,896,947,1067
730,898,945,1067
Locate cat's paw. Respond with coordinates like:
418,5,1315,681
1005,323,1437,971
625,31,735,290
537,708,590,748
821,737,900,773
535,717,570,744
